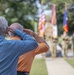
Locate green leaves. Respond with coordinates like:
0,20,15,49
42,0,74,35
0,0,37,30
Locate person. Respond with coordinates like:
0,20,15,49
9,23,49,75
51,36,58,58
72,31,74,57
61,31,69,57
0,16,38,75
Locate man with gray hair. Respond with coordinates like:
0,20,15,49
0,16,8,36
8,23,24,37
9,23,49,75
0,16,38,75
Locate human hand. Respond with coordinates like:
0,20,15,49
23,29,34,36
7,27,16,34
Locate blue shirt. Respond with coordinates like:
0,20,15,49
0,30,38,75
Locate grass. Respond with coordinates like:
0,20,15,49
66,58,74,68
30,58,48,75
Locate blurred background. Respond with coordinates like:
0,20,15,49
0,0,74,35
0,0,74,75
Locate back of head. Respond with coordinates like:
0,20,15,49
9,23,23,37
0,16,8,34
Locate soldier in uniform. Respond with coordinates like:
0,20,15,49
44,22,53,41
72,31,74,57
69,36,72,50
44,22,53,57
51,36,58,58
61,31,69,57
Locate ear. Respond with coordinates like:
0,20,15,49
5,27,9,34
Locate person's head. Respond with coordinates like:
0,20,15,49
0,16,8,36
9,23,23,37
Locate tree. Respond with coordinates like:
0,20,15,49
41,0,74,35
0,0,37,30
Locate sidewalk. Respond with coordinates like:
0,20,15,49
45,58,74,75
35,41,74,75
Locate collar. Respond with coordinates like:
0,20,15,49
10,36,20,40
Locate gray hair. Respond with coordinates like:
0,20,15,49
9,23,23,37
0,16,8,34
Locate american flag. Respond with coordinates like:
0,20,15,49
38,9,46,31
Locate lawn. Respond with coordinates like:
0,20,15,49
30,58,48,75
66,58,74,68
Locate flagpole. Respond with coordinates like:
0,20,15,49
65,2,67,11
63,2,68,32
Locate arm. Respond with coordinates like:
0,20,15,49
33,32,49,47
23,29,49,48
33,32,49,55
23,29,49,55
8,29,38,55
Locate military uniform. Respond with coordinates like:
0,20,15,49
51,36,58,58
69,36,72,49
61,34,69,57
44,22,53,56
44,22,53,41
72,33,74,57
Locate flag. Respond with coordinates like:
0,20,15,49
51,4,58,37
38,9,46,38
38,9,46,30
63,7,68,32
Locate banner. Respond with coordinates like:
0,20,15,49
51,4,58,37
63,5,68,32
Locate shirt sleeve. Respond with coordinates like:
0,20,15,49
14,29,34,40
7,29,38,55
34,43,49,55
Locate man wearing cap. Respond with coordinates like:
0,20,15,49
51,36,58,58
61,31,69,57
